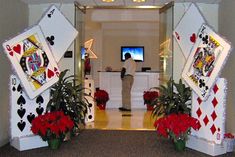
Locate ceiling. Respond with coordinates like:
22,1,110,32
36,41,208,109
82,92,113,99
20,0,221,7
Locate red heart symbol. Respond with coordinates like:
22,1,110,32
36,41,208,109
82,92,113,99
9,51,14,56
13,44,21,54
47,69,54,78
190,33,196,43
175,32,180,40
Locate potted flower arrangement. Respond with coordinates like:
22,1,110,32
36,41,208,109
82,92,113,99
94,89,109,110
143,90,159,111
31,111,74,149
154,113,200,151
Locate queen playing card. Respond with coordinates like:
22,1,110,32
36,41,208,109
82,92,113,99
182,24,231,100
3,25,59,99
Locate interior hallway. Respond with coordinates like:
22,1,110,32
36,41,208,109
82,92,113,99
86,108,156,131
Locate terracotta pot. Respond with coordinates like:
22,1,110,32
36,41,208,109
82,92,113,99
98,103,106,110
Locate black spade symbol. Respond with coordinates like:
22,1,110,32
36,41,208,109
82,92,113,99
47,13,51,18
17,84,22,93
36,106,44,115
88,115,93,119
88,103,93,108
36,95,44,104
17,95,26,105
17,120,26,132
12,86,16,91
27,113,35,124
17,108,26,118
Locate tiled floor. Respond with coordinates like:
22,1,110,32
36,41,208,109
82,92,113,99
86,108,156,130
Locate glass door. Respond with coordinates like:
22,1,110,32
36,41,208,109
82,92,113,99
74,2,85,84
159,2,174,85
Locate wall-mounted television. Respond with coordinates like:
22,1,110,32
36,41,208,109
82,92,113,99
121,46,144,62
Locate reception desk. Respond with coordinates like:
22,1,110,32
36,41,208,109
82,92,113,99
99,71,160,109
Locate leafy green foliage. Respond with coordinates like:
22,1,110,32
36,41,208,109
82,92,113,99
151,78,192,118
46,69,89,134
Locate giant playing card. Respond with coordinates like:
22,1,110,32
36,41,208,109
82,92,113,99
38,5,78,62
191,78,227,144
10,75,49,138
2,26,60,99
174,3,205,58
182,24,231,100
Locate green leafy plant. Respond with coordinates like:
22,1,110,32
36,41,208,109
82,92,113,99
46,69,89,134
152,78,192,118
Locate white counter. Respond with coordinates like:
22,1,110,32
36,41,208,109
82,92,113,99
99,71,160,109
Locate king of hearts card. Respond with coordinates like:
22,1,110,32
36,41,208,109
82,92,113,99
2,26,60,99
182,24,231,100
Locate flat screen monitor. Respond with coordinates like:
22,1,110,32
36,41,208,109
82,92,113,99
121,46,144,62
81,47,86,60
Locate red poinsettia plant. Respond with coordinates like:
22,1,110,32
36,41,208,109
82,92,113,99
143,91,159,105
154,113,200,142
31,111,74,141
94,89,109,105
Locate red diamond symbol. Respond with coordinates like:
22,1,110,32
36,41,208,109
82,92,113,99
210,124,216,135
197,122,201,130
196,108,202,118
211,111,217,121
197,97,202,105
203,115,209,126
212,98,218,108
213,84,219,94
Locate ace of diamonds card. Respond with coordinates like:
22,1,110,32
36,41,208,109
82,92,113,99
2,25,60,99
182,24,231,100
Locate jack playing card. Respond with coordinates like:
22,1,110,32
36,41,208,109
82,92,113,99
173,3,205,58
182,24,231,100
2,25,60,99
38,5,78,62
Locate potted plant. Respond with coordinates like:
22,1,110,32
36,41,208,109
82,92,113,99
154,113,200,151
94,89,109,110
46,69,89,135
152,78,192,118
143,90,159,111
31,111,74,149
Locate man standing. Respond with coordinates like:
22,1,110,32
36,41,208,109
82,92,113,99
119,53,136,112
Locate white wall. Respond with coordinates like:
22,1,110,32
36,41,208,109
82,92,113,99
28,3,75,75
173,3,219,81
85,9,159,88
0,0,28,146
219,0,235,133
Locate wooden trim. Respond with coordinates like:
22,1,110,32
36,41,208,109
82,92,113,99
159,1,174,14
85,5,161,9
74,1,86,14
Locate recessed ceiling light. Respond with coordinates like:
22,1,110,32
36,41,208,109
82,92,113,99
102,0,115,2
133,0,146,2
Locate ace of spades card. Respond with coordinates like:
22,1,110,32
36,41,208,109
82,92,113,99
182,24,231,100
38,5,78,62
173,3,205,58
191,78,227,144
10,75,49,138
2,25,60,99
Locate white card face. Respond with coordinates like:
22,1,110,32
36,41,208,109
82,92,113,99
173,3,205,58
10,75,49,138
38,5,78,62
84,79,94,123
182,24,231,100
191,78,227,144
2,25,60,99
